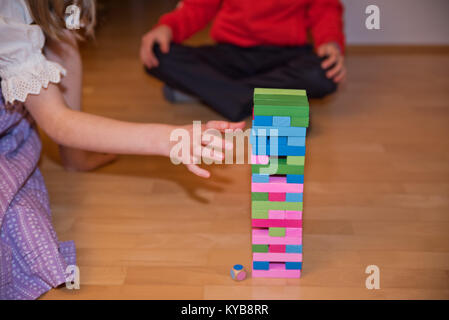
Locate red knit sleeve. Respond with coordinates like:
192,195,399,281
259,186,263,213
306,0,346,54
156,0,222,43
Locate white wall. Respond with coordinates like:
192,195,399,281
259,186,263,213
341,0,449,45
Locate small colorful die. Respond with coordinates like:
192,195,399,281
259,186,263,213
230,264,247,281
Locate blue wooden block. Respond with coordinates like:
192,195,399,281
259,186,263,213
287,136,306,147
256,134,267,155
272,116,291,127
286,245,302,253
252,126,307,137
252,144,306,156
285,262,302,270
286,193,303,202
252,174,270,183
268,136,287,146
282,145,306,156
251,146,257,155
254,136,287,148
252,135,306,156
287,175,304,184
253,261,270,270
254,116,273,126
250,133,256,146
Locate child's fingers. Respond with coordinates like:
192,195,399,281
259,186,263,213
186,164,211,178
139,42,151,67
205,121,229,131
148,43,159,67
159,37,170,54
333,68,347,83
321,52,337,69
202,133,233,151
206,120,246,131
141,37,159,68
193,144,224,162
201,147,224,162
326,58,344,79
228,121,246,129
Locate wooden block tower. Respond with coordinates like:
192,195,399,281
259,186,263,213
250,88,309,278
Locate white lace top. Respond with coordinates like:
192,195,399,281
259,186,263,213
0,0,66,104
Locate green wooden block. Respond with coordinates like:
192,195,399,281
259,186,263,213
252,244,269,252
290,117,310,127
254,98,309,107
252,201,303,212
253,105,309,117
252,210,269,219
252,192,269,201
287,156,305,166
252,159,304,175
254,88,306,96
269,227,286,237
254,95,307,104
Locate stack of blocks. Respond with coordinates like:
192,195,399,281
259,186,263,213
250,88,309,278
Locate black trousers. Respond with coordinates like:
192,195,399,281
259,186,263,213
147,43,337,121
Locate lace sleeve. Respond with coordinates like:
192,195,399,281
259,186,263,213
0,16,66,104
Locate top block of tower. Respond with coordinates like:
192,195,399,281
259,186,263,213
254,88,307,99
254,88,309,105
253,88,310,119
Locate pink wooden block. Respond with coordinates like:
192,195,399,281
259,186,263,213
251,182,303,193
286,228,302,237
286,211,302,220
251,154,269,165
253,252,302,262
268,193,286,201
252,263,301,278
252,229,302,245
252,219,302,228
268,210,285,219
269,245,286,253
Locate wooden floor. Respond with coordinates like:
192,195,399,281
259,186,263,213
40,0,449,299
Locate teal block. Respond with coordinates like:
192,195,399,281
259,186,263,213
272,116,291,127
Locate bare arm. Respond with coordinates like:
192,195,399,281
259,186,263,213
44,31,82,112
25,83,170,155
44,32,122,171
24,84,245,177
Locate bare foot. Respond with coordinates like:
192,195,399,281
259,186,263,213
59,147,118,172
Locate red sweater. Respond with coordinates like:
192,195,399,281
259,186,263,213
157,0,345,52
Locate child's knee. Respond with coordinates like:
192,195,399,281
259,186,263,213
318,77,338,97
307,68,338,98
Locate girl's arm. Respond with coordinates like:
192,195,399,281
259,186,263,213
25,84,245,177
45,31,121,171
25,83,170,156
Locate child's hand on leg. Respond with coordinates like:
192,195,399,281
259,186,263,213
140,25,173,69
317,42,346,83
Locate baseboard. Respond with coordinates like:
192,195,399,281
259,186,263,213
346,45,449,54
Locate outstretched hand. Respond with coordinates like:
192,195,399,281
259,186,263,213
165,121,246,178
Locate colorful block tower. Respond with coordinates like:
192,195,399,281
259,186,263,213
250,88,309,278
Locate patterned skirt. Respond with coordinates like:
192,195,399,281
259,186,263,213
0,90,76,300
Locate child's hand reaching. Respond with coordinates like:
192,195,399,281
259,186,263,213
25,83,246,179
158,121,246,178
